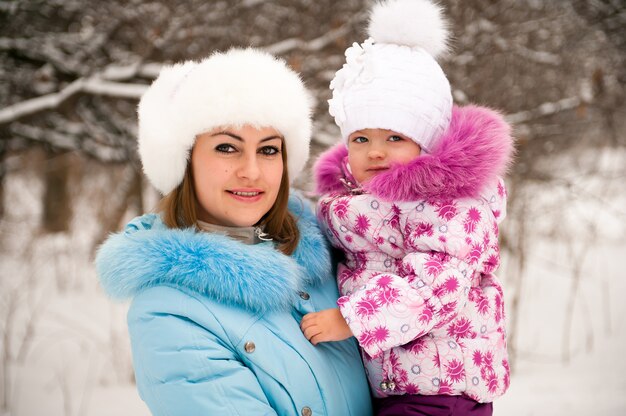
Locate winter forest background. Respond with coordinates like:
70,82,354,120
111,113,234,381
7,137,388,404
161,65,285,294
1,0,625,415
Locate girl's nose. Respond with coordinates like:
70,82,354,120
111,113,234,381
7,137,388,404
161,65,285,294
367,147,385,160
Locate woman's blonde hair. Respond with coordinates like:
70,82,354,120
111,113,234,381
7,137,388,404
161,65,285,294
156,142,300,255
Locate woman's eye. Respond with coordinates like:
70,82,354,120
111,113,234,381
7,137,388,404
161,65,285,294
259,146,280,156
389,135,403,142
215,143,237,153
353,136,368,143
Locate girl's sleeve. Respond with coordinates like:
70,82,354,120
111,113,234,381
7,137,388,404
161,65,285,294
337,199,500,359
128,287,278,416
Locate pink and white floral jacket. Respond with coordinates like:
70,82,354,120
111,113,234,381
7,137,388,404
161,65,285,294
314,106,514,403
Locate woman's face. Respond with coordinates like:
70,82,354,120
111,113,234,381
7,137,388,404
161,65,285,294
191,125,284,227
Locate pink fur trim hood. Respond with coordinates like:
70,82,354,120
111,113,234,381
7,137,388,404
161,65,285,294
314,105,514,201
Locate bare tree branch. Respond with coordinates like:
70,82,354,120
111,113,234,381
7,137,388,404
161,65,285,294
0,21,357,127
264,25,352,55
0,78,147,126
505,97,582,124
10,123,128,162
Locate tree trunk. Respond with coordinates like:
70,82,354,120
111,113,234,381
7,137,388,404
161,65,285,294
42,151,74,233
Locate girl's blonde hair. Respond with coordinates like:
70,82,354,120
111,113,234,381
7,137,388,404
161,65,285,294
156,142,300,255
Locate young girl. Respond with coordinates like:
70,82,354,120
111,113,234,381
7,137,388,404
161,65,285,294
96,48,372,415
300,1,513,414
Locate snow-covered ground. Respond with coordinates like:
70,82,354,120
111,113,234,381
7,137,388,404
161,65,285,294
497,240,626,415
1,148,624,415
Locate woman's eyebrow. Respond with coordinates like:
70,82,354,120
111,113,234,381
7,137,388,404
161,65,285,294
211,131,282,142
260,135,283,143
211,131,243,141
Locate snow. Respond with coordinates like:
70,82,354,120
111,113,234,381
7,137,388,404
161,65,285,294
496,242,626,415
1,148,625,415
497,339,626,415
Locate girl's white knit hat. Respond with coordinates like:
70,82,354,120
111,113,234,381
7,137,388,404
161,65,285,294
138,48,314,195
328,0,452,152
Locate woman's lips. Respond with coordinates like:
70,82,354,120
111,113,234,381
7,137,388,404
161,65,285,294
227,189,264,202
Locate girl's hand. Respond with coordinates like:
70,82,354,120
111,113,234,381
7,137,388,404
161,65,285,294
300,308,353,345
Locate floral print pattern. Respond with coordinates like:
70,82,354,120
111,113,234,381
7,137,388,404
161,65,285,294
317,178,510,403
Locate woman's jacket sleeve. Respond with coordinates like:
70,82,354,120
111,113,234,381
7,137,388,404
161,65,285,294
127,286,278,416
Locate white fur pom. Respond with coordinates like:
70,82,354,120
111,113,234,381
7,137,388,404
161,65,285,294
367,0,450,58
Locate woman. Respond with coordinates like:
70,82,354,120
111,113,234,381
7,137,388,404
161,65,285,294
96,48,372,416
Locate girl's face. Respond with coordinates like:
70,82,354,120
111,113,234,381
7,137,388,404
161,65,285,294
191,125,284,227
347,128,422,184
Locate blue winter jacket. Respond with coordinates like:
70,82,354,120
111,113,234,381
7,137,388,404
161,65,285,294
96,195,373,416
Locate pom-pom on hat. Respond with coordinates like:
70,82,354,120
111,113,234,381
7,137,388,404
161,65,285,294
328,0,453,153
138,48,314,195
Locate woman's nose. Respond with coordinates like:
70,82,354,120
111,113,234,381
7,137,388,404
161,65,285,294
237,154,261,180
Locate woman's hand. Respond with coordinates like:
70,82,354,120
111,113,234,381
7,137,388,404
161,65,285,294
301,308,353,345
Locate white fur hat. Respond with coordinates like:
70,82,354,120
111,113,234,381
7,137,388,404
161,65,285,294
328,0,452,153
138,48,314,195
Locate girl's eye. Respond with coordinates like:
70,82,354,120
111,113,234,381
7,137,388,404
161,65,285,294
353,136,368,143
215,143,237,153
259,146,280,156
389,135,403,142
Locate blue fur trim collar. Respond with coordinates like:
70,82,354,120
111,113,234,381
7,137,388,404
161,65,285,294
95,196,332,313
